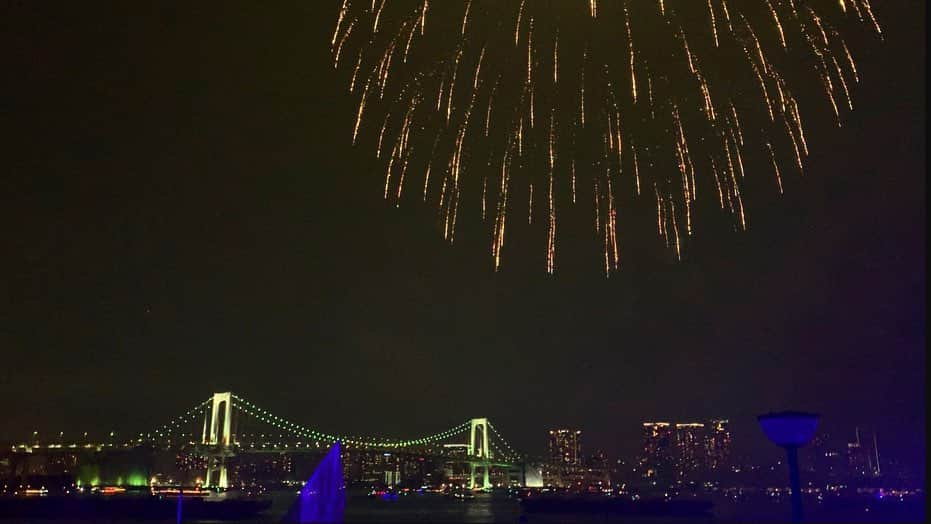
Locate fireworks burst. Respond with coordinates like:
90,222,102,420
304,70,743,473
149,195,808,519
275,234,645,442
332,0,881,274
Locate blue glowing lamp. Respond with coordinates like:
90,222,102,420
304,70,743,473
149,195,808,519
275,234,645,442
757,411,820,447
758,411,819,523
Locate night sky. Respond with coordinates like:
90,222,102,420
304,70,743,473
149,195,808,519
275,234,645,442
2,2,924,471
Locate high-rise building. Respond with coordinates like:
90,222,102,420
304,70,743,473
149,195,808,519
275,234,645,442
641,420,731,485
675,423,705,480
581,450,612,491
704,419,731,471
640,422,675,485
548,429,582,466
545,429,582,488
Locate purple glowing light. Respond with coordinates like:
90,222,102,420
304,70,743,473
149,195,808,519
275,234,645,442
757,411,820,447
282,441,345,523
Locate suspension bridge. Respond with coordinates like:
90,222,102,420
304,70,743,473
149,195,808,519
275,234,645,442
137,392,526,490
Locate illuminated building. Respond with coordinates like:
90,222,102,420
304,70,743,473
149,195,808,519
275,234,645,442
176,451,208,473
642,420,731,484
675,423,705,480
232,454,294,485
581,450,611,491
640,422,675,485
349,451,401,486
545,429,582,488
548,429,581,466
704,419,731,471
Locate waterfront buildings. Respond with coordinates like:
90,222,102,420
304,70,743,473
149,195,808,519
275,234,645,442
705,419,731,470
640,420,731,485
542,429,611,490
548,429,581,467
544,429,581,488
640,422,676,485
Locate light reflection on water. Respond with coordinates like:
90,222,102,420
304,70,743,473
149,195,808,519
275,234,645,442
2,490,922,523
1,491,705,523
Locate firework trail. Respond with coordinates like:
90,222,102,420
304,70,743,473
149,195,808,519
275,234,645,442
332,0,881,274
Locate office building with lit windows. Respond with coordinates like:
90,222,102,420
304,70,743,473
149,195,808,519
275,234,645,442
640,419,732,485
704,419,731,471
675,423,706,480
640,422,676,485
544,428,582,488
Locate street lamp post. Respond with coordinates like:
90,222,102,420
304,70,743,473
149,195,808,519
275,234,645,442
757,411,820,523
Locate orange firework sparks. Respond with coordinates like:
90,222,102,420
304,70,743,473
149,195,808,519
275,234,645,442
332,0,881,274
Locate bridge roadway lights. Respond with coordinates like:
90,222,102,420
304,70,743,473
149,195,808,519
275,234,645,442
197,394,520,490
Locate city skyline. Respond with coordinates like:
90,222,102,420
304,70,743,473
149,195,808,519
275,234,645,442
1,0,924,491
1,396,915,483
3,398,917,492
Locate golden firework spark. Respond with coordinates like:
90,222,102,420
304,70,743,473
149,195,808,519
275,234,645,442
331,0,881,274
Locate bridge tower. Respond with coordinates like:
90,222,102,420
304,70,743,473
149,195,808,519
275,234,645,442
468,418,492,490
202,392,234,488
204,392,233,446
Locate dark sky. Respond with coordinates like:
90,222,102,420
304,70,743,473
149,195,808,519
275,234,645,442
1,2,924,470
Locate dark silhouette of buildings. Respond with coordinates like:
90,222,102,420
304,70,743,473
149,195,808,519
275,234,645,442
640,420,731,486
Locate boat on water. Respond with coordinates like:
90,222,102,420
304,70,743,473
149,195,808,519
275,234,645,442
367,487,400,501
444,487,477,500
